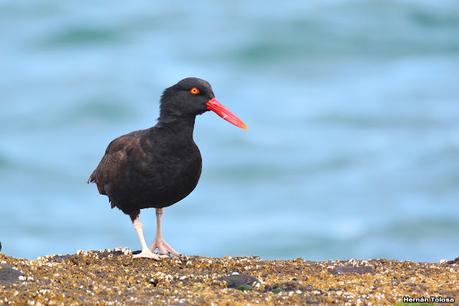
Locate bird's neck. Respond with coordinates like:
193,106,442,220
155,115,196,140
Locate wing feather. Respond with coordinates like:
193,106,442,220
88,131,142,197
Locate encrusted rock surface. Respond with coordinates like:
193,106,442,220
0,250,458,305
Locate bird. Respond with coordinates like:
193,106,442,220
88,77,247,259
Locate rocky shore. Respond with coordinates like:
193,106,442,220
1,250,458,305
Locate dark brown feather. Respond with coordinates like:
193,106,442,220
89,77,213,219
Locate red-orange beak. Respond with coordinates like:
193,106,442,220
207,98,248,130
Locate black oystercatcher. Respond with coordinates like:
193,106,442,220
89,77,247,259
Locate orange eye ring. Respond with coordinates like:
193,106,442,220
190,87,200,95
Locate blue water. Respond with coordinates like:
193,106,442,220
1,1,458,262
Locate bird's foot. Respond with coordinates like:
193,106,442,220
150,239,181,257
132,248,168,260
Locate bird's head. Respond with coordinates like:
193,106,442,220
160,77,247,129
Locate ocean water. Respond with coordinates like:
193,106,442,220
1,0,458,261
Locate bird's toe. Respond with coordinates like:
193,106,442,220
133,249,162,260
151,240,181,257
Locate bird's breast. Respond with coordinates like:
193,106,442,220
134,142,202,207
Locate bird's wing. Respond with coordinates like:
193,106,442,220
88,131,142,196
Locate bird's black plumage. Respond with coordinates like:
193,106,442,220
89,77,214,220
88,77,246,258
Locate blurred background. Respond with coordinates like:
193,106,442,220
1,0,458,262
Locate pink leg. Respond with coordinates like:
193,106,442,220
132,217,167,259
150,208,181,256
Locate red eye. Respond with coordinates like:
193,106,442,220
190,87,200,95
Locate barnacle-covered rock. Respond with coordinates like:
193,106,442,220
0,250,457,305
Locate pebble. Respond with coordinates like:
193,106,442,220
0,250,457,305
